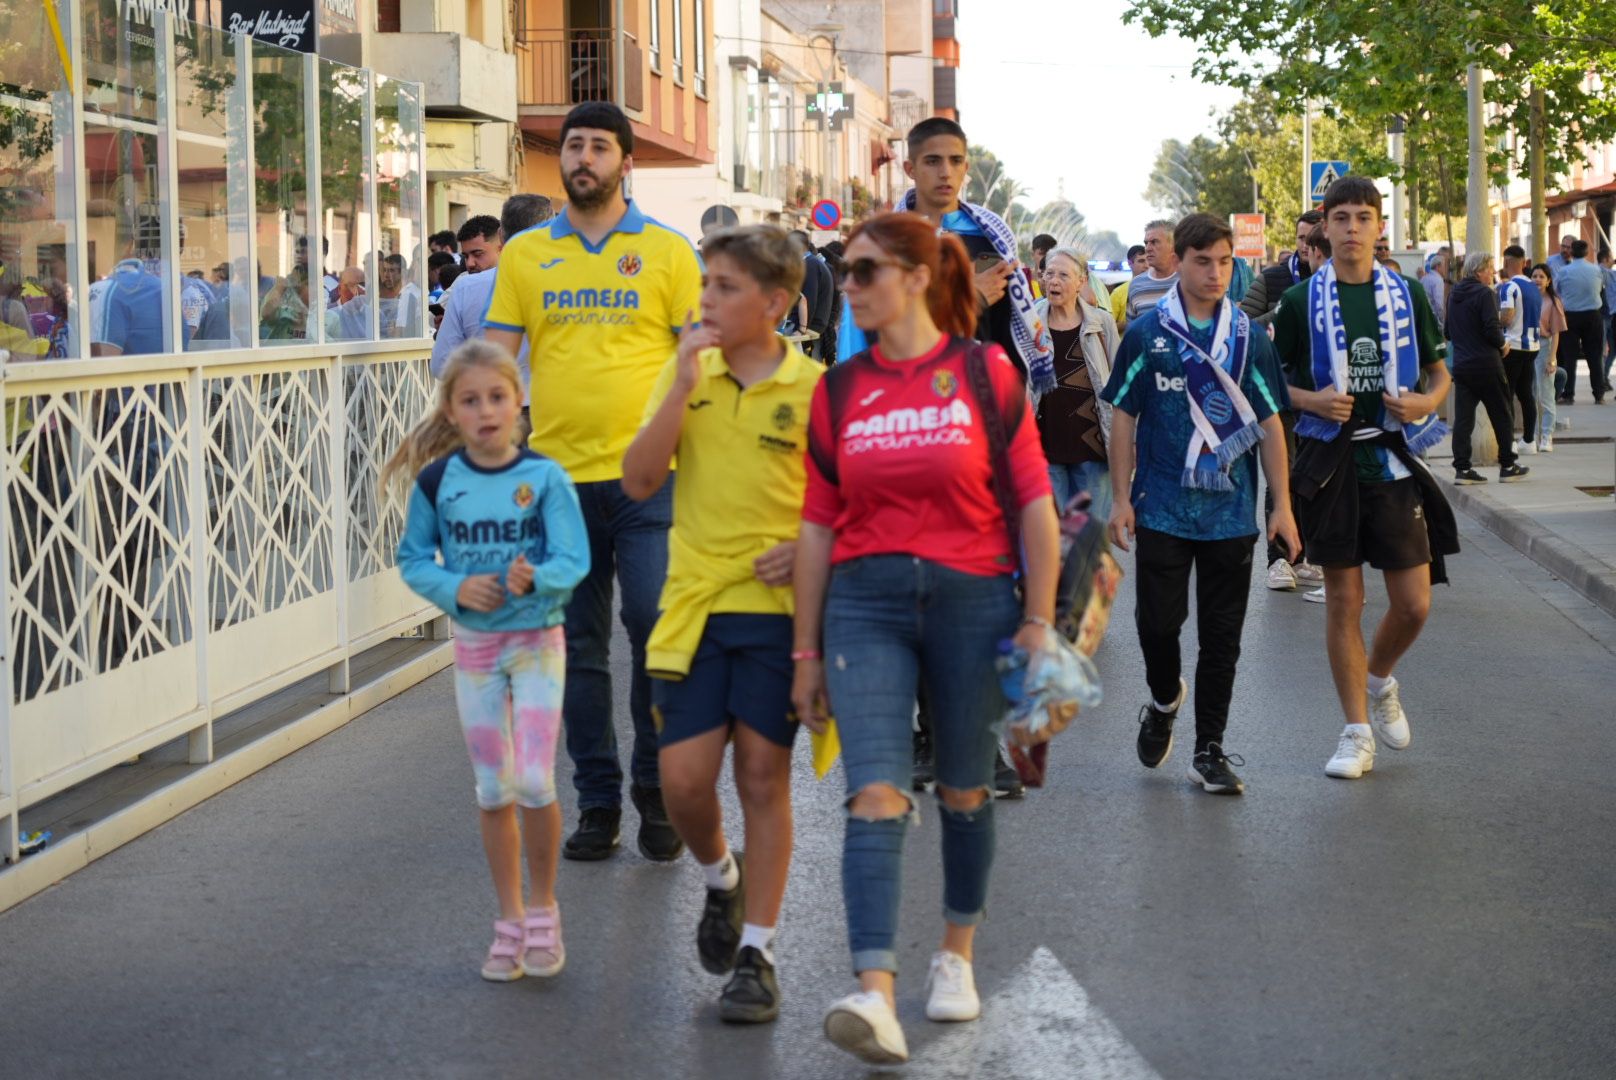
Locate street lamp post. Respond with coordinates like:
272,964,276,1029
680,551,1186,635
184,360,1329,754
809,24,842,210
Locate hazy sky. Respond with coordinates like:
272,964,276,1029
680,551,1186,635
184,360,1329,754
955,0,1241,245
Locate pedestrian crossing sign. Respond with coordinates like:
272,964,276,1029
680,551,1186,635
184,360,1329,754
1310,160,1351,204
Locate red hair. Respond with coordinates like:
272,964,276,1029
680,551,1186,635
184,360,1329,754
848,212,977,339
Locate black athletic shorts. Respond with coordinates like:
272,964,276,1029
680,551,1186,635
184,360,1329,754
1301,477,1432,572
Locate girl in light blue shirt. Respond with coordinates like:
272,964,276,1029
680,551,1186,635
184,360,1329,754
384,340,589,984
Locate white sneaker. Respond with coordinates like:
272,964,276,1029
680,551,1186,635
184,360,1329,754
1303,586,1327,604
1325,728,1376,779
1294,560,1325,583
1516,438,1537,455
1369,678,1411,749
925,950,981,1022
825,991,909,1064
1538,435,1554,453
1266,559,1298,590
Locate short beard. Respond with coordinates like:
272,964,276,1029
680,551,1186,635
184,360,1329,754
563,167,623,211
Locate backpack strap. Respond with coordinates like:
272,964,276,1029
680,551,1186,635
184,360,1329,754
964,342,1024,570
810,354,867,488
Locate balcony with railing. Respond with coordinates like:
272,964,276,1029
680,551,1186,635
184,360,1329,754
516,28,643,114
515,26,713,165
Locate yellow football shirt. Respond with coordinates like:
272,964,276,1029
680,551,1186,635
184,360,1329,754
642,340,823,616
1110,279,1131,328
484,202,703,483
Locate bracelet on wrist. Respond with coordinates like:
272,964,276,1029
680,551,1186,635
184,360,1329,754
791,649,821,661
1020,615,1053,631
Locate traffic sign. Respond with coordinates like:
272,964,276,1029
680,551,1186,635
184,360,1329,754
1310,160,1350,204
811,199,842,230
1231,213,1266,260
699,204,739,235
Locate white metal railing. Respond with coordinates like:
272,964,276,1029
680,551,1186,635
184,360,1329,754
0,341,440,863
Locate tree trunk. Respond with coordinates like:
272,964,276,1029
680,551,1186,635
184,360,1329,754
1438,151,1457,257
1406,124,1422,245
1530,84,1548,263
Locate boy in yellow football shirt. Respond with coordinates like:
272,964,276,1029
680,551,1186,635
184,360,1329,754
622,225,821,1025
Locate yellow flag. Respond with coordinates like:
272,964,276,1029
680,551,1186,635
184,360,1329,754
810,719,841,780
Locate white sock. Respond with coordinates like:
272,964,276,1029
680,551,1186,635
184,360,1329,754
1345,723,1373,741
1367,674,1393,696
701,848,740,892
1152,696,1179,713
740,922,776,964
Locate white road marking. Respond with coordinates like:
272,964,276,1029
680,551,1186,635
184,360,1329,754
908,946,1163,1080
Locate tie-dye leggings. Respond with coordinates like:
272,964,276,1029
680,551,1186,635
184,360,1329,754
452,626,566,811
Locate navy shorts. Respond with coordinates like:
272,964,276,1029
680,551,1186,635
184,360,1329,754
651,614,799,749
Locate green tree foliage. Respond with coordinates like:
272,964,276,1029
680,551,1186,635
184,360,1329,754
1123,0,1616,197
1145,133,1255,221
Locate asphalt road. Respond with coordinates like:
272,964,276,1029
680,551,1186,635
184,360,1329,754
3,512,1613,1080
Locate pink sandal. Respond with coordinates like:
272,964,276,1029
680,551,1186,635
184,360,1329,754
481,918,524,982
521,906,565,977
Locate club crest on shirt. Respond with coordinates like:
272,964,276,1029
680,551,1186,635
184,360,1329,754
617,252,643,277
932,369,958,399
772,403,795,431
513,482,535,510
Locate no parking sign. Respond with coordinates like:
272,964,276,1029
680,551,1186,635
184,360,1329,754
811,199,842,231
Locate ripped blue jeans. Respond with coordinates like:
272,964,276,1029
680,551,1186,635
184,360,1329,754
823,554,1020,975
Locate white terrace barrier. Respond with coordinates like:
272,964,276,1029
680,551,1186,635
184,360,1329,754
0,342,450,905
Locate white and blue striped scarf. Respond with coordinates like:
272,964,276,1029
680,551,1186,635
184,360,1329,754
899,189,1055,398
1157,287,1262,492
1296,261,1447,454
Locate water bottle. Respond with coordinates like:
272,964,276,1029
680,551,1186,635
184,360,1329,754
996,639,1029,705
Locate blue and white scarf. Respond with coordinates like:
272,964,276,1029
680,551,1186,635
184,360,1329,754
1157,287,1263,492
1297,260,1448,454
899,189,1055,398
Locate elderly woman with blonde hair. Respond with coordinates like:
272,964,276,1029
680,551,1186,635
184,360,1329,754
1033,247,1120,518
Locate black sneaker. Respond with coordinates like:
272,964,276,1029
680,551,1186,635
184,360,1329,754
993,749,1025,799
563,806,621,861
698,853,745,975
1499,463,1530,482
1188,744,1246,795
1453,467,1488,485
912,725,935,792
719,945,780,1023
630,783,684,862
1137,678,1185,768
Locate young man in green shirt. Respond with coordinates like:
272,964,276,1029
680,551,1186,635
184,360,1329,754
1270,177,1455,782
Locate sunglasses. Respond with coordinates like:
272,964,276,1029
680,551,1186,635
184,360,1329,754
838,257,908,287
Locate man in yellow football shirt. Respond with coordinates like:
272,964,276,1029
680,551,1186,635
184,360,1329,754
485,101,702,864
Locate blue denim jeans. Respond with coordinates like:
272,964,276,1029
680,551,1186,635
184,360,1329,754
563,477,672,809
1536,341,1558,437
823,554,1020,974
1048,460,1111,525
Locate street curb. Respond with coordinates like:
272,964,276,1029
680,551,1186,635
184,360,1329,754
1438,474,1616,620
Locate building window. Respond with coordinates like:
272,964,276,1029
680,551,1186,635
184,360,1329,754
672,0,684,84
649,0,661,71
694,0,707,96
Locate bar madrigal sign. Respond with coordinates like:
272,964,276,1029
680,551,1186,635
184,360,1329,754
220,0,317,51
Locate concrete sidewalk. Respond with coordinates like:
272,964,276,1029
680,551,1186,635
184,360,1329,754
1428,397,1616,617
